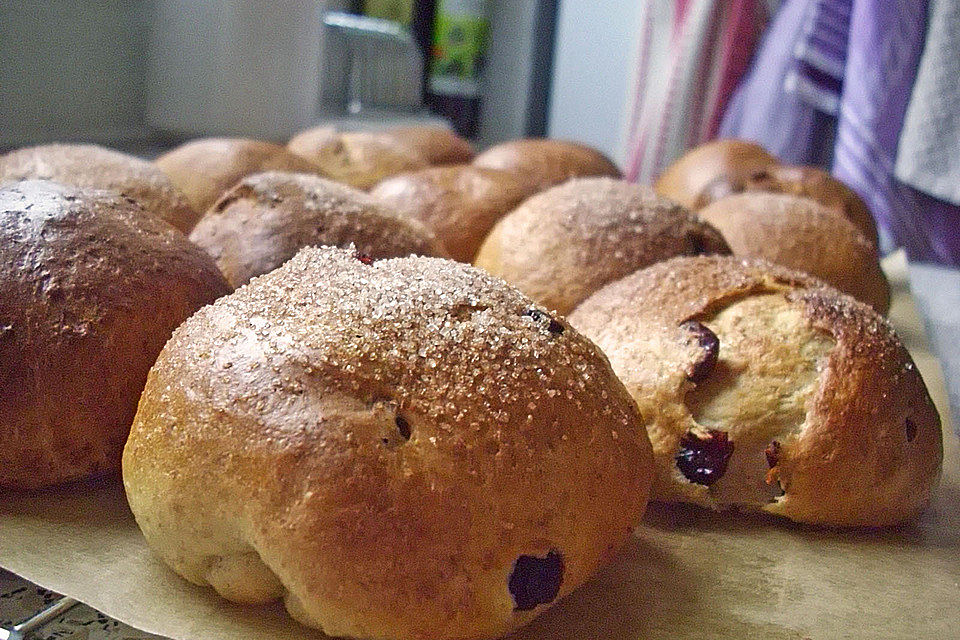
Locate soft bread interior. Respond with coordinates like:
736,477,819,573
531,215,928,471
682,293,835,507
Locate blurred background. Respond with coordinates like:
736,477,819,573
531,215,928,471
0,1,622,155
1,1,958,334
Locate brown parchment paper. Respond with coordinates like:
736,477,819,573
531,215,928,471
1,252,958,640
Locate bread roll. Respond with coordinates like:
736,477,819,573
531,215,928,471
472,138,621,190
123,246,653,640
570,255,942,526
287,128,428,190
370,165,532,262
381,126,475,165
189,171,445,288
0,143,198,232
699,192,889,313
693,164,879,245
474,177,730,314
155,137,320,214
654,139,778,210
0,180,230,489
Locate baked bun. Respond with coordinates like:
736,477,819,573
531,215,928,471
189,171,445,288
0,180,230,489
693,164,879,245
472,138,621,190
380,126,475,165
155,138,320,215
123,246,653,640
0,143,198,233
654,139,778,210
370,165,532,262
699,192,889,313
569,255,942,527
474,177,730,315
287,128,428,190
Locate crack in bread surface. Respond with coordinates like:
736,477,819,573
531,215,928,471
683,293,835,506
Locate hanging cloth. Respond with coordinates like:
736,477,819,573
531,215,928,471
623,0,770,184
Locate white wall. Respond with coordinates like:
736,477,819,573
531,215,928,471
547,1,645,167
478,0,540,148
0,1,148,148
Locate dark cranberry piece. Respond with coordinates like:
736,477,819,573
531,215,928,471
680,320,719,383
395,415,411,440
354,250,374,265
764,441,784,490
764,441,781,469
508,550,564,611
675,429,734,486
523,309,564,335
905,418,917,442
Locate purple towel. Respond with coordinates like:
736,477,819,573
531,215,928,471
832,0,929,258
718,0,835,166
721,0,960,266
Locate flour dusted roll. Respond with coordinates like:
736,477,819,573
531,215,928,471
155,137,320,214
189,171,446,288
371,165,533,262
570,255,942,527
123,246,653,640
474,177,730,314
699,192,889,313
472,139,621,191
654,139,779,210
0,143,198,232
0,180,230,489
287,128,428,190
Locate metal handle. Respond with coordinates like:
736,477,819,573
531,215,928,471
322,11,414,45
322,11,423,115
1,597,80,640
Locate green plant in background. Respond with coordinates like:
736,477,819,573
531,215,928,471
362,0,414,25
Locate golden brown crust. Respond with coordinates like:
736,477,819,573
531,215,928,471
370,165,534,262
287,128,428,190
0,180,230,489
473,177,731,315
154,137,321,214
654,139,779,210
189,171,446,288
693,164,879,245
471,139,621,191
569,255,943,527
123,246,653,640
0,143,198,233
380,126,476,165
699,192,890,313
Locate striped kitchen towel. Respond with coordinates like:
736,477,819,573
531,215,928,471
624,0,771,184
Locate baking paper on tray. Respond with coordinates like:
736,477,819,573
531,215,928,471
1,253,958,640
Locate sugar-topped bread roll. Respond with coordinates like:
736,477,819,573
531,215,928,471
371,165,533,262
155,137,321,214
699,192,889,313
123,246,653,640
0,143,198,232
287,128,428,190
0,180,230,489
189,171,445,288
570,255,942,527
472,138,621,191
474,177,730,314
